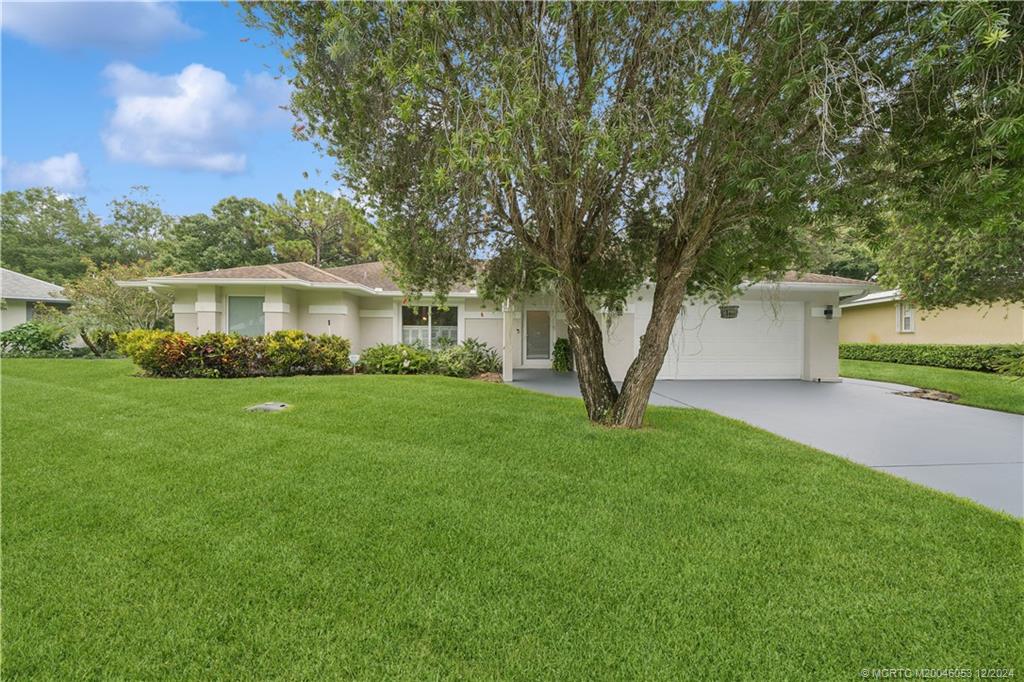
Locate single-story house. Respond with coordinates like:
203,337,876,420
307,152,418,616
839,290,1023,345
1,268,70,332
122,261,872,383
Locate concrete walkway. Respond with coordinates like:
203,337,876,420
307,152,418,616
512,369,1024,517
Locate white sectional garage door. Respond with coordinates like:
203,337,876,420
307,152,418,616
657,300,804,379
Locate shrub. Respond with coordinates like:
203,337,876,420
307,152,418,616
434,338,502,377
360,343,435,375
839,343,1024,374
360,338,502,377
994,354,1024,379
0,321,69,355
115,329,351,378
552,337,573,372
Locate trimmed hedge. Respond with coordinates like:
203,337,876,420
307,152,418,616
360,339,502,377
116,329,351,378
839,343,1024,374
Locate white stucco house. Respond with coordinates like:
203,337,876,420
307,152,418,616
1,268,71,331
122,260,872,383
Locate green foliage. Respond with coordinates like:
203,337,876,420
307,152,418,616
552,337,573,372
994,354,1024,379
360,339,501,377
115,329,352,378
870,3,1023,308
839,343,1024,374
0,188,107,283
359,343,436,375
106,186,173,264
34,261,174,356
269,189,377,268
433,338,502,377
161,197,275,272
0,321,69,355
244,1,959,424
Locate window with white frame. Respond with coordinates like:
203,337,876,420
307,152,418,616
401,305,458,347
898,301,915,333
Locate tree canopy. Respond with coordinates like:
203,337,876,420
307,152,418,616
872,2,1023,308
246,1,983,426
268,189,377,268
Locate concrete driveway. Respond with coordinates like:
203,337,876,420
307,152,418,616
513,370,1024,517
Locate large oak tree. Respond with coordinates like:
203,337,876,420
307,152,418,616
247,1,973,427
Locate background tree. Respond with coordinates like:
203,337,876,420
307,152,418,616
268,189,377,267
105,186,173,264
0,188,107,282
35,261,173,355
248,2,950,427
811,225,880,282
161,196,275,272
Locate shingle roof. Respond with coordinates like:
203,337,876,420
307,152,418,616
779,271,872,286
152,261,866,293
163,262,349,283
1,268,69,302
325,261,477,293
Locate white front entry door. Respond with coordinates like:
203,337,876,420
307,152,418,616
657,300,805,379
523,309,552,367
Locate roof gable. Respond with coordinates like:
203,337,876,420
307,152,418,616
1,268,69,302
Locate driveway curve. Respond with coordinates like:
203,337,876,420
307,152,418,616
513,370,1024,517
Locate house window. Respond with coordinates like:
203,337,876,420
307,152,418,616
401,305,458,347
228,296,265,336
898,302,915,333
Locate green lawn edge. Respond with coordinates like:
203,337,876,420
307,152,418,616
840,359,1024,415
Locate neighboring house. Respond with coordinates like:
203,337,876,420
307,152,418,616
839,290,1024,345
121,261,871,382
1,268,70,332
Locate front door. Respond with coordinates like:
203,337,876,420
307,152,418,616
524,309,552,366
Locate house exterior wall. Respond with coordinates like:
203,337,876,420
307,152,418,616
297,290,360,346
1,299,28,331
359,317,393,350
802,292,841,382
159,279,851,382
601,312,635,380
839,301,1024,344
462,298,503,354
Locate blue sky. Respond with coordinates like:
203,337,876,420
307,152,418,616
2,1,339,217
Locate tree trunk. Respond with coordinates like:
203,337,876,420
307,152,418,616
557,279,619,422
605,275,689,428
79,329,101,357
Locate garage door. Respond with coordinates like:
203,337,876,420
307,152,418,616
657,300,804,379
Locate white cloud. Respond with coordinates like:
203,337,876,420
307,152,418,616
102,62,280,174
1,1,198,53
2,153,87,191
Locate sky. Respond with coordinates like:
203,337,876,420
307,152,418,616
1,1,341,218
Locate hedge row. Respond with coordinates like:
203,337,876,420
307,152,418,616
839,343,1024,374
360,339,501,378
116,329,351,378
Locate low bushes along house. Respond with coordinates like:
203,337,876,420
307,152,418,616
118,261,873,383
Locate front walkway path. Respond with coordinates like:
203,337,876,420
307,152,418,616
512,369,1024,517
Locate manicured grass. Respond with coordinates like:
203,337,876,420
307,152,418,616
840,359,1024,414
3,359,1021,678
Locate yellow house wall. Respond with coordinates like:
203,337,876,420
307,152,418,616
840,301,1024,344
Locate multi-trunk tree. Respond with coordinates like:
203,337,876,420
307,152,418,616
247,1,1002,427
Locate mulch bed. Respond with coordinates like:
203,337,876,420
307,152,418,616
895,388,961,404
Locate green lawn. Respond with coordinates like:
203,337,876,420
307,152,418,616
3,360,1021,678
840,359,1024,414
